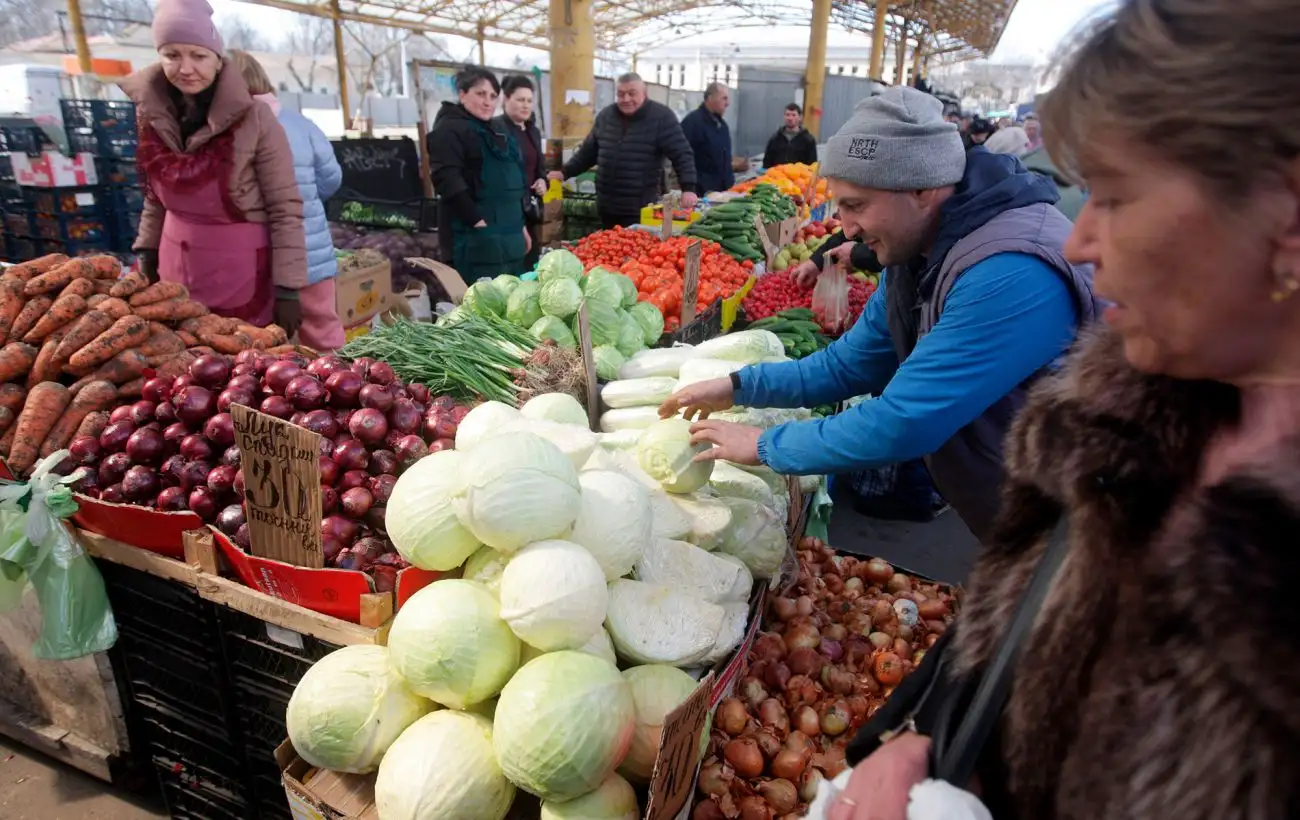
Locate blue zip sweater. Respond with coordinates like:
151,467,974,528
736,156,1083,478
274,104,343,285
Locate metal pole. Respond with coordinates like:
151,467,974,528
804,0,832,139
332,0,350,121
65,0,94,75
869,0,890,80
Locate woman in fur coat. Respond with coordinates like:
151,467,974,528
816,0,1300,818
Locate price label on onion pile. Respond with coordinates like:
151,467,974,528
645,673,713,820
231,404,324,568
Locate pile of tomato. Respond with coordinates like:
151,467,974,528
571,228,753,332
743,268,878,333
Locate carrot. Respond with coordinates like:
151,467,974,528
55,311,115,361
8,381,70,475
0,420,16,459
38,381,117,458
176,330,199,346
80,349,149,386
236,323,288,350
0,278,26,344
24,258,93,296
94,297,132,320
93,279,115,295
68,315,150,370
139,327,187,358
132,298,208,321
9,296,52,342
61,277,97,299
0,343,38,384
28,329,70,387
129,281,188,307
117,377,145,399
264,344,301,355
108,270,149,298
75,411,110,441
23,293,86,343
0,407,15,440
86,255,122,280
199,332,253,355
4,254,68,283
186,346,217,358
150,350,196,383
180,315,235,336
0,384,26,415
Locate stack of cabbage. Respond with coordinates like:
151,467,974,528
456,249,666,382
284,391,795,820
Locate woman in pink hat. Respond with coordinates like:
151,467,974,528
120,0,306,335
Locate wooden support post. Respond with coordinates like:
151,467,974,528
65,0,93,76
332,0,350,123
869,0,891,80
549,0,595,160
804,0,832,139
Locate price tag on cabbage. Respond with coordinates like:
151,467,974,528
231,404,325,568
645,672,714,820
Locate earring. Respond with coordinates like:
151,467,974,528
1272,274,1300,303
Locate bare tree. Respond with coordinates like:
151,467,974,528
0,0,151,48
220,16,273,52
343,24,449,98
283,17,333,93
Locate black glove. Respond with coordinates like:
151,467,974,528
138,249,160,284
274,288,302,339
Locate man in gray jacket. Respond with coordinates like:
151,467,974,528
550,73,698,228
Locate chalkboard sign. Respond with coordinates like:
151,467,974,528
331,136,423,203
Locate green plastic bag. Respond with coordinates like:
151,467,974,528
0,451,117,660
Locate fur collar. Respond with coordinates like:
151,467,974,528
950,328,1300,820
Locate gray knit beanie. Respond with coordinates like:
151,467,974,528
821,86,966,191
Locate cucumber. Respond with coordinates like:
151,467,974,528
778,308,816,321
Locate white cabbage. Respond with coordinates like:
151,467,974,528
599,406,661,432
618,665,698,784
716,498,789,581
386,450,482,571
521,626,619,667
374,711,514,820
637,418,714,494
634,538,752,604
616,346,698,379
675,358,745,390
499,540,609,651
540,772,639,820
286,646,431,774
568,471,653,580
709,460,778,510
455,401,520,451
667,493,733,550
694,330,787,364
493,651,636,801
702,600,752,666
605,580,725,667
500,418,597,469
600,377,679,409
521,392,589,426
462,546,508,595
648,489,693,540
386,580,521,709
595,430,643,451
455,432,582,553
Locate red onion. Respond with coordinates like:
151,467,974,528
180,434,213,462
290,411,309,426
325,370,364,408
318,456,340,486
387,399,422,435
69,436,101,465
141,377,172,404
428,438,454,453
161,454,186,486
393,435,428,466
358,383,393,412
231,362,258,379
207,465,238,494
154,401,177,425
100,483,125,503
322,536,345,563
217,388,254,414
332,439,369,471
321,486,339,514
285,375,327,410
340,487,373,519
121,465,159,501
295,409,338,439
366,360,395,385
307,356,350,380
179,460,212,492
173,385,216,426
339,470,370,492
189,354,230,389
188,486,218,521
156,486,188,511
99,420,135,454
233,468,245,498
368,474,397,504
128,400,156,426
226,374,260,396
321,515,358,545
234,523,251,550
371,564,397,593
220,447,241,468
263,361,303,395
424,410,458,441
98,453,132,487
367,450,397,476
215,504,245,536
125,427,165,465
109,405,134,425
171,374,195,393
203,413,235,448
259,395,293,419
365,505,386,532
234,349,261,367
349,357,377,378
162,422,189,451
349,409,388,446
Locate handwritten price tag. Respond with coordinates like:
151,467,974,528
681,241,702,326
645,673,713,820
232,404,324,568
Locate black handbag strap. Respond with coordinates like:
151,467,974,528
932,516,1073,786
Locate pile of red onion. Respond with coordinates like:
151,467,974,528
67,350,471,590
692,537,959,820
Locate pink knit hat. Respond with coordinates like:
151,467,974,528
152,0,224,54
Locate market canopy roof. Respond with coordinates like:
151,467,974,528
247,0,1015,55
833,0,1019,60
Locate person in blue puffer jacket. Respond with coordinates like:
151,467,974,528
229,50,345,350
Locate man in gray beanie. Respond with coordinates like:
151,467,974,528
662,86,1100,546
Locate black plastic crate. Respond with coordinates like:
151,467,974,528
666,298,724,346
110,210,141,251
36,237,112,258
6,236,36,261
107,185,145,213
97,157,140,186
250,771,292,820
3,211,32,237
219,606,338,693
60,99,137,132
67,127,138,159
0,125,53,156
231,677,291,767
155,760,251,820
24,186,103,216
34,213,108,243
0,155,12,180
138,705,244,775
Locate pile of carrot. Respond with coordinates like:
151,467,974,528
0,253,295,476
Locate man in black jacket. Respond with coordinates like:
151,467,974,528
762,103,819,168
549,73,698,229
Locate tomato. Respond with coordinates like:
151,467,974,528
872,652,904,686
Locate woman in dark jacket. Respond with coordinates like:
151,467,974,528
494,74,547,269
427,66,529,282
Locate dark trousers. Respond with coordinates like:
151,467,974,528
600,212,639,230
525,222,542,269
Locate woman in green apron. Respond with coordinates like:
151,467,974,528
428,66,530,282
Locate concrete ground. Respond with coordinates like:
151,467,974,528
0,738,163,820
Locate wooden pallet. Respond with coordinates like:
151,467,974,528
78,529,392,647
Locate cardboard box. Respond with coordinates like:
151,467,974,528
335,258,393,329
763,216,799,249
11,151,99,188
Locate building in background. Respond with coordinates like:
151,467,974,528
641,43,905,92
